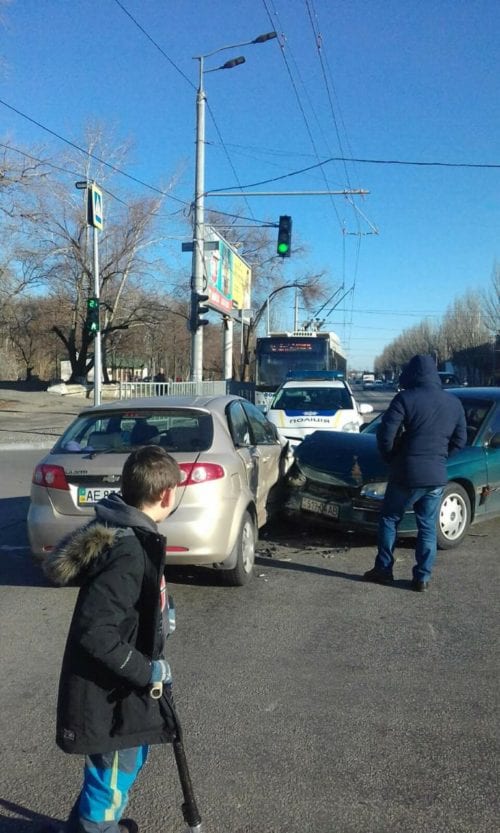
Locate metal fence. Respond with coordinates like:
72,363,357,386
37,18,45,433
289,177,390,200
118,380,255,402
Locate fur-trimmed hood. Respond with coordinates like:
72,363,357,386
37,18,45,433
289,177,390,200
43,523,123,586
43,492,158,587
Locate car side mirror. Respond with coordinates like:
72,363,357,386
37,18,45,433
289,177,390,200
359,403,374,414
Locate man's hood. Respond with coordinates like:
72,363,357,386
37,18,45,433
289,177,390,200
398,354,441,389
43,493,157,587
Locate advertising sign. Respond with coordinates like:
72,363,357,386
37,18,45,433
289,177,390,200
204,228,252,314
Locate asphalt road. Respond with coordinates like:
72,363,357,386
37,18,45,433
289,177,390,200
0,445,498,833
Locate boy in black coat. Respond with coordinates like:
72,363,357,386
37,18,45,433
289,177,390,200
43,446,181,833
363,354,467,591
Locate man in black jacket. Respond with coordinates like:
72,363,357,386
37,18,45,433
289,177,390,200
43,446,180,833
363,354,467,591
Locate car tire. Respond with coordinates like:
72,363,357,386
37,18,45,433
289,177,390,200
437,482,471,550
221,511,256,586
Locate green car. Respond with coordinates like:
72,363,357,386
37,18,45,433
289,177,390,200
284,387,500,548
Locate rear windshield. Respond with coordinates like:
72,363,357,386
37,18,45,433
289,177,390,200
273,386,352,411
54,409,213,453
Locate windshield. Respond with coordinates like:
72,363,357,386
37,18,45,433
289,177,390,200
54,410,214,453
256,338,328,389
273,386,352,411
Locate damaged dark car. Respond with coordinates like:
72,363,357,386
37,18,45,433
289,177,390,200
284,387,500,549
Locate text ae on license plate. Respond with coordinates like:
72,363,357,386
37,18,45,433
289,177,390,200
78,486,119,506
301,495,339,518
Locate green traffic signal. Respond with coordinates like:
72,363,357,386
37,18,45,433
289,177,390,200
277,215,292,257
86,297,100,337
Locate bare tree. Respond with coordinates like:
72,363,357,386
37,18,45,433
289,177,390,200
481,263,500,336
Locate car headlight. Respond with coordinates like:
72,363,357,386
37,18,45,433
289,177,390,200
343,421,360,433
360,481,387,499
286,467,307,488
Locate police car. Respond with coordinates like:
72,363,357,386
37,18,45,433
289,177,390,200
265,372,374,448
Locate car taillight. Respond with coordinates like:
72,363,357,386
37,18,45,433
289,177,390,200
32,464,69,491
177,462,224,486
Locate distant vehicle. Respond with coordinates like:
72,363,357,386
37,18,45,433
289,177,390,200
255,331,346,410
362,372,375,390
27,395,293,586
284,387,500,549
265,371,373,448
373,379,384,388
438,372,461,387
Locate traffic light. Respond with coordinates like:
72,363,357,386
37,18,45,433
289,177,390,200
86,297,100,337
189,293,210,332
277,215,292,257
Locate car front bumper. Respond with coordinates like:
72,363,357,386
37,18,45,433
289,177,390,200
283,488,418,536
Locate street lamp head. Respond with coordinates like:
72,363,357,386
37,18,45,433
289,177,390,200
220,56,245,70
252,31,277,44
75,181,89,190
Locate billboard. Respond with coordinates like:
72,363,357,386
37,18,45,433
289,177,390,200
204,228,252,314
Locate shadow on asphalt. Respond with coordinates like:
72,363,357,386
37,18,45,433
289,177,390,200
0,551,51,588
0,496,52,588
255,554,414,590
0,798,63,833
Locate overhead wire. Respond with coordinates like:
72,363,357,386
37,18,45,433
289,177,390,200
112,0,260,232
0,98,190,205
111,0,196,89
0,141,131,207
304,0,357,200
261,0,345,235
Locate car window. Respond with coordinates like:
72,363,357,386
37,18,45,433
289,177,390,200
363,397,494,447
242,401,278,445
54,410,213,453
485,404,500,442
227,401,251,447
458,397,494,444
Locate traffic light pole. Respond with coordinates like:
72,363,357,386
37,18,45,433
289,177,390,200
190,57,206,383
92,225,102,406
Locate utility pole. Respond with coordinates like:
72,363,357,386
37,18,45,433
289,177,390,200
190,32,277,382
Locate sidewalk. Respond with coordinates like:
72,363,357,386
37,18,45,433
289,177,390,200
0,386,91,449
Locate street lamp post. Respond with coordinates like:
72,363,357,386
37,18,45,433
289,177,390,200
190,32,277,382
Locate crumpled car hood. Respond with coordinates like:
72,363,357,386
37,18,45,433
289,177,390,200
294,429,389,487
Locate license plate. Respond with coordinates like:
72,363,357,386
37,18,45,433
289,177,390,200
301,496,339,518
78,487,120,506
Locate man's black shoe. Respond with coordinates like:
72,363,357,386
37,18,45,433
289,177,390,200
411,579,429,592
363,567,394,585
119,820,139,833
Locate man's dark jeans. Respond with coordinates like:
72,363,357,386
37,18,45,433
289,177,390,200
375,483,444,581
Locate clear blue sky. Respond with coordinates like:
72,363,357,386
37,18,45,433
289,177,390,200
1,0,498,370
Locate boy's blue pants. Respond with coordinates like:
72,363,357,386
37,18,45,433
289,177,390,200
66,746,149,833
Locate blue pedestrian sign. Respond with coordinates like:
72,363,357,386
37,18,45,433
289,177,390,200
88,184,103,230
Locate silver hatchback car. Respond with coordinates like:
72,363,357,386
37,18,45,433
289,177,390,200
28,395,292,586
